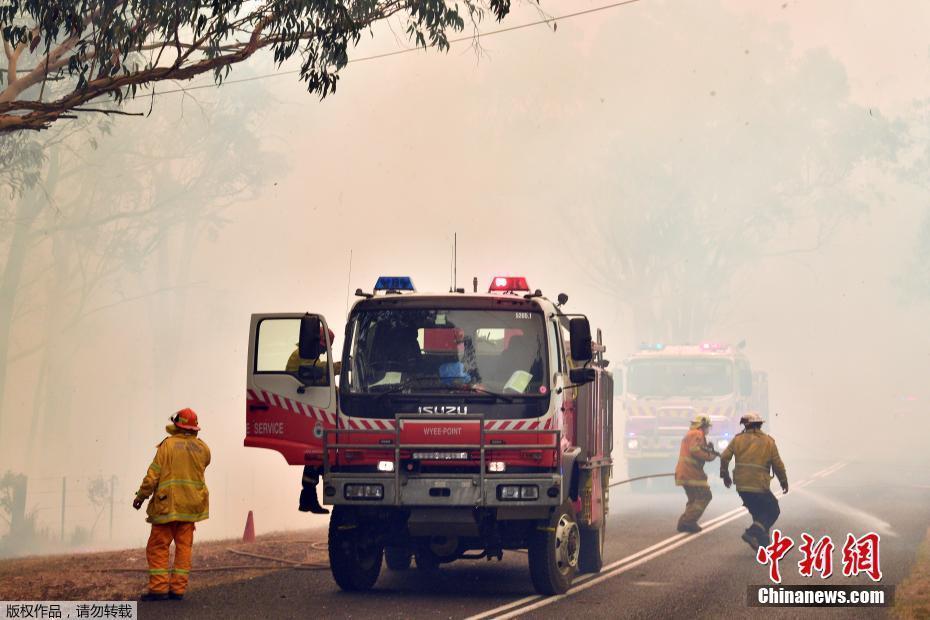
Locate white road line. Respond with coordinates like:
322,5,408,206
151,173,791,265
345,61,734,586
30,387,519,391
468,461,847,620
465,509,747,620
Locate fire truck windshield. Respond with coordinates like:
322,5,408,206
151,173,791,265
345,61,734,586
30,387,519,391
344,309,549,398
627,358,734,398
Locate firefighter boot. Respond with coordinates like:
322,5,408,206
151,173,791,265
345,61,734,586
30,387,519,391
741,524,765,551
677,521,702,533
299,482,329,514
756,528,772,548
140,592,169,602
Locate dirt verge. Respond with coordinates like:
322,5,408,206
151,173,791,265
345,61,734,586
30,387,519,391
0,529,328,601
895,526,930,619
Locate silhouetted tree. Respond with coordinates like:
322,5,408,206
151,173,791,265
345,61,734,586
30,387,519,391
1,0,529,133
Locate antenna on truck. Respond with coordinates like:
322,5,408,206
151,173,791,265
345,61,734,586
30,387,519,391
449,232,459,293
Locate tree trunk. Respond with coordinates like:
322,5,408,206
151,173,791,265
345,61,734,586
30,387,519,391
0,191,41,443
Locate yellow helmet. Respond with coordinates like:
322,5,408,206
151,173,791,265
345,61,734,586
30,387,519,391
690,414,711,429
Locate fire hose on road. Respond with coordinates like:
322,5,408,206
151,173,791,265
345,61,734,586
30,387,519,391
100,477,678,573
608,473,675,488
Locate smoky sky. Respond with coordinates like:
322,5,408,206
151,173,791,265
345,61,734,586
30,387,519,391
1,0,928,548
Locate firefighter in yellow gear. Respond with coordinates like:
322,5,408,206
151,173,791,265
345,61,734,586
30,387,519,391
675,414,718,533
719,411,788,551
133,408,211,601
285,326,340,386
287,326,340,514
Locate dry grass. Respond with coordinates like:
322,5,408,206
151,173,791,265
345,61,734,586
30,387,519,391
0,529,328,601
895,527,930,619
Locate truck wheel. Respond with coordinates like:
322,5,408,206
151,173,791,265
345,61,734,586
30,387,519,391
528,501,580,595
328,506,383,591
385,546,412,571
578,519,605,574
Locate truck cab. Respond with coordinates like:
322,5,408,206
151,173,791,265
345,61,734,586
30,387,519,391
245,276,614,595
620,343,768,488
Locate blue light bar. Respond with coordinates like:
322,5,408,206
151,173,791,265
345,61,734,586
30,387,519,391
374,276,416,292
639,342,665,351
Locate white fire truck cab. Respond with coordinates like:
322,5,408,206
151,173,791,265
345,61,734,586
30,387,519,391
245,276,614,594
620,342,769,487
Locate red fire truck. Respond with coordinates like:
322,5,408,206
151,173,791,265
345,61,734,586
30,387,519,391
620,342,769,488
245,276,614,594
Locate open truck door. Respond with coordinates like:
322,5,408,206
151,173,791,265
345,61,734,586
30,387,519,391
246,313,337,466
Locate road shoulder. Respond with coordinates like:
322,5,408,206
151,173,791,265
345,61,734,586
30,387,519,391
895,526,930,619
0,528,328,601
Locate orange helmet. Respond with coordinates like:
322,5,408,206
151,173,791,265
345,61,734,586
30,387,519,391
172,408,200,431
321,326,335,347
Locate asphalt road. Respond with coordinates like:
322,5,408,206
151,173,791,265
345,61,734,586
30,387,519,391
140,454,930,619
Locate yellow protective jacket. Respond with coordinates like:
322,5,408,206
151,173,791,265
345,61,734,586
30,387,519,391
719,428,787,493
136,430,211,524
285,349,341,383
675,429,716,487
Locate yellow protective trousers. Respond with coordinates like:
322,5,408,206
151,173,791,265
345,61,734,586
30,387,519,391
678,485,712,528
146,522,195,594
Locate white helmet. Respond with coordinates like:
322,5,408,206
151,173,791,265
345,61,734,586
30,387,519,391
690,414,711,429
740,411,764,425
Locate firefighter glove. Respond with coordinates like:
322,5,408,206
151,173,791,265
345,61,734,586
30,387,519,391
132,496,144,510
722,473,732,489
781,482,789,495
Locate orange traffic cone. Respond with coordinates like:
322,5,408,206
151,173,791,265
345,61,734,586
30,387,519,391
242,510,256,543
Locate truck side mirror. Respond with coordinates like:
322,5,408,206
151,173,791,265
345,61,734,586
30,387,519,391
569,317,593,361
298,314,323,360
569,367,596,385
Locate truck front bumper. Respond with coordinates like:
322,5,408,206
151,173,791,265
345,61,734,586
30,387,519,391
323,473,563,507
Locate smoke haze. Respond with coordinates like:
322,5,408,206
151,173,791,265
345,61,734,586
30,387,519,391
1,0,928,554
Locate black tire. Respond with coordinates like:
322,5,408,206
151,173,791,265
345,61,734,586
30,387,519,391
578,519,605,574
528,501,580,595
328,506,383,591
385,546,412,571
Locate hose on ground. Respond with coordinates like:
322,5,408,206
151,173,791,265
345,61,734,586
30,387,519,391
226,547,328,570
94,541,330,573
608,472,674,488
95,565,286,573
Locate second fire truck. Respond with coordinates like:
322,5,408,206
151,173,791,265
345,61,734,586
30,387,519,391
244,276,614,594
620,342,769,488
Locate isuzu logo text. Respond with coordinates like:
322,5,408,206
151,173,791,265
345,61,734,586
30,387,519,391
417,405,468,415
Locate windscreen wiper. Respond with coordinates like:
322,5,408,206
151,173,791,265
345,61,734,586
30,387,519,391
450,385,514,404
373,380,514,404
373,377,449,403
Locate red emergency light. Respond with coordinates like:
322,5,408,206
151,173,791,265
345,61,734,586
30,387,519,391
489,276,530,292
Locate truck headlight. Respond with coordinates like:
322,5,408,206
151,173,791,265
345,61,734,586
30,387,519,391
344,484,384,500
716,439,729,451
488,461,506,473
377,460,395,472
627,438,639,450
497,485,539,501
